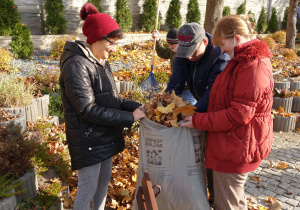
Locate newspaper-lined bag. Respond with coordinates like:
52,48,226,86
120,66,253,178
133,118,210,210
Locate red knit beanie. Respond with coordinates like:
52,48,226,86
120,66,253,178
80,3,120,44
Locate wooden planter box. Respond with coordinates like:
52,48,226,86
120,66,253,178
1,95,49,122
292,96,300,112
16,170,38,203
0,113,26,133
115,81,133,93
273,115,296,132
295,115,300,131
290,80,300,91
274,80,290,91
272,97,293,113
0,189,17,210
0,170,38,209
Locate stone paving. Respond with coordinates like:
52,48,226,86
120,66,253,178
245,131,300,210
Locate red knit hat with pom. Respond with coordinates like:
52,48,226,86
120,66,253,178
80,3,120,44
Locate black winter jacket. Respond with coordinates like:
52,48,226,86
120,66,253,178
59,40,140,170
165,33,230,113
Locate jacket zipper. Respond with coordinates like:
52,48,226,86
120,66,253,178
85,126,93,137
193,62,200,99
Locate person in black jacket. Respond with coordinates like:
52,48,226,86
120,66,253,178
59,3,145,210
165,22,230,113
165,22,230,206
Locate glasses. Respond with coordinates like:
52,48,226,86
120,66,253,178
103,37,118,47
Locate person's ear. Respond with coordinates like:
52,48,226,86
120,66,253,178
203,38,208,46
234,35,242,45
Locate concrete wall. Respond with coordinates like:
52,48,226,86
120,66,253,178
14,0,289,35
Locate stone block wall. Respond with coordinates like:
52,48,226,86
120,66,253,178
14,0,289,35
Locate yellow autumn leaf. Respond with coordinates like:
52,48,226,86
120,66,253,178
277,162,288,170
132,173,137,182
156,103,175,114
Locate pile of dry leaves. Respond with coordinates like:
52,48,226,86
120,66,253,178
144,91,197,127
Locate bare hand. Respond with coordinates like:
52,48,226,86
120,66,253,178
133,108,146,121
152,30,159,39
180,116,194,128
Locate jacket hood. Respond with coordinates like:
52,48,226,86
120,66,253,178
233,39,273,63
60,40,100,67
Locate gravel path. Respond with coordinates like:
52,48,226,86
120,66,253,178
14,49,131,78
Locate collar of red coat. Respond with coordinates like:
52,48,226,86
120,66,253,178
233,39,273,63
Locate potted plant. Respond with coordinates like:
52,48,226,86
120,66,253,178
273,88,293,113
0,74,35,121
274,79,290,91
272,108,296,132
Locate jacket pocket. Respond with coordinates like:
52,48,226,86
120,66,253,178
211,129,247,164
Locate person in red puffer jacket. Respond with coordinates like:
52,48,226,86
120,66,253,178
180,15,274,210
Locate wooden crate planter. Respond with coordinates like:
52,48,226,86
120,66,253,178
290,80,300,91
295,115,300,131
16,170,38,203
272,97,293,113
0,170,38,209
115,81,133,93
1,95,49,122
292,96,300,112
0,112,26,133
273,115,296,132
274,80,290,91
0,189,17,210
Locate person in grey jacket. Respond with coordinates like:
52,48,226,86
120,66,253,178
59,3,145,210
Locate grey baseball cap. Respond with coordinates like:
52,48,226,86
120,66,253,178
177,22,206,58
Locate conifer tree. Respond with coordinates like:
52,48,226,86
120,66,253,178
281,7,289,30
166,0,182,29
186,0,200,24
88,0,103,13
248,10,255,24
257,7,267,34
0,0,21,36
267,8,279,33
140,0,161,32
236,2,246,15
10,23,34,59
222,6,231,17
44,0,67,34
116,0,133,32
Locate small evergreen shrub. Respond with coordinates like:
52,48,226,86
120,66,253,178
115,0,133,32
166,0,182,29
222,6,231,17
50,37,76,60
10,23,34,59
0,173,24,200
271,31,286,44
261,36,276,50
282,49,297,60
186,0,201,23
257,7,267,34
267,8,279,33
236,3,246,15
0,48,13,72
0,0,21,36
248,10,255,25
140,0,161,32
88,0,102,13
44,0,67,35
281,7,288,30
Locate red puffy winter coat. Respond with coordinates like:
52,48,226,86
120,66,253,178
192,39,274,173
